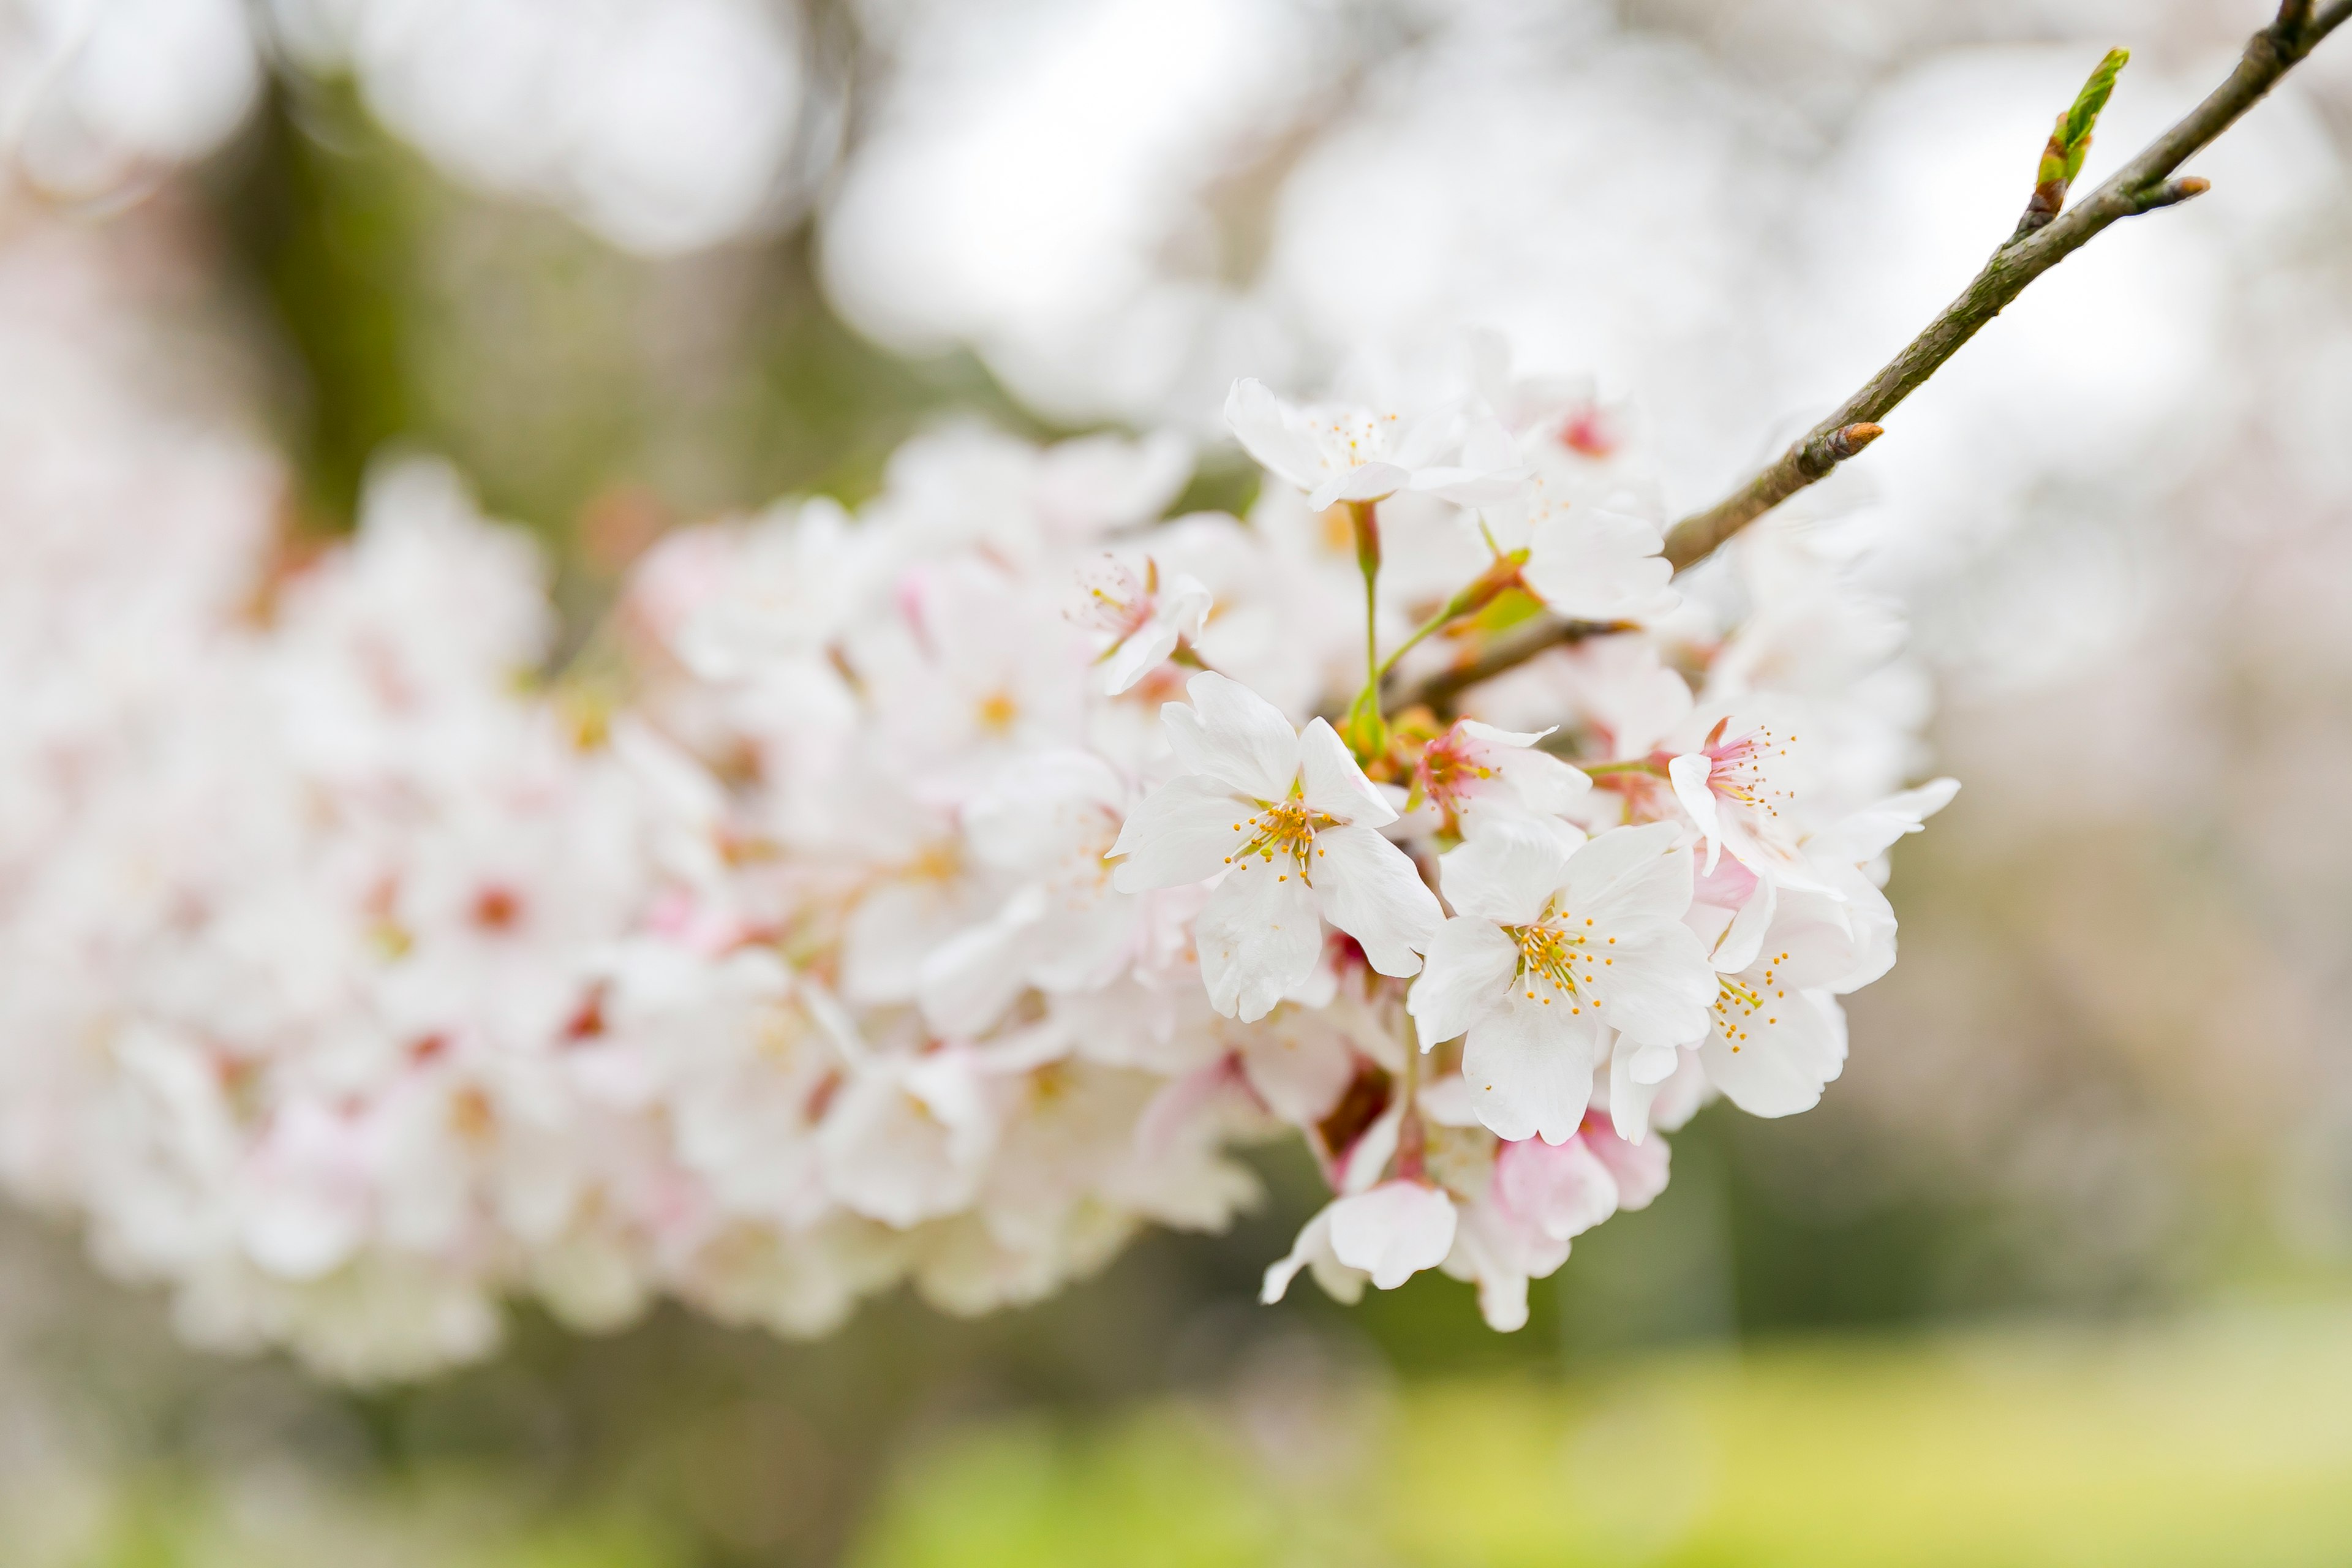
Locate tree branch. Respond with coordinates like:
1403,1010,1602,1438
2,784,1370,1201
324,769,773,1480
1389,616,1634,717
1661,3,2352,573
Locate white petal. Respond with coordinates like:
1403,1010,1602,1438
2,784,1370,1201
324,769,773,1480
1406,917,1519,1046
1197,859,1323,1022
1667,752,1723,873
1102,622,1179,694
916,892,1042,1035
1461,997,1602,1144
1565,821,1694,932
1438,820,1571,924
1322,462,1412,506
1109,775,1251,892
1297,717,1395,825
1458,415,1520,474
1457,718,1555,749
1491,747,1592,816
1588,923,1717,1048
1163,671,1299,801
1311,824,1439,976
1225,379,1320,494
1521,508,1675,622
1700,989,1844,1117
1237,1016,1356,1125
1709,876,1778,974
1160,571,1214,639
1757,891,1866,990
1416,467,1532,505
1328,1182,1458,1290
1607,1037,1659,1144
1261,1204,1363,1305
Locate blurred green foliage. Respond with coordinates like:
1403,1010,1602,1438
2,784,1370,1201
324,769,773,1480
847,1306,2352,1568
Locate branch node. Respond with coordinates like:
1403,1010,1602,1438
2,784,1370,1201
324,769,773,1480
2133,175,2212,214
1796,421,1883,478
1826,421,1883,461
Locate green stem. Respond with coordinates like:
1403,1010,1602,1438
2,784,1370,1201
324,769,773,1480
1363,549,1531,709
1340,501,1390,763
1350,500,1381,692
1581,758,1667,777
1374,606,1453,685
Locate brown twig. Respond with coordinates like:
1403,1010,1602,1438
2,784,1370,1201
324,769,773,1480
1390,617,1634,717
1661,2,2352,574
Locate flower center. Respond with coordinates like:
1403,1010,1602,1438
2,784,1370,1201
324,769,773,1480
1502,907,1606,1012
1224,795,1333,880
1073,558,1154,639
1415,734,1493,815
1314,410,1401,475
976,690,1020,733
1711,948,1792,1052
1703,722,1795,820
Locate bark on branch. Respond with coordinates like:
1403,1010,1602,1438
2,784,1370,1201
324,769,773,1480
1660,2,2352,573
1389,616,1632,717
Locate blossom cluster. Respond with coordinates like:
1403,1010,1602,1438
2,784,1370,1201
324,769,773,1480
0,303,1949,1374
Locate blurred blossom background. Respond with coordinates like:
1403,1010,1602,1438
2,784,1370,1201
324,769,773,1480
5,0,2352,1562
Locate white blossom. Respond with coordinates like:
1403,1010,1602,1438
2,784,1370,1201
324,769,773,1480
1409,820,1715,1144
1226,377,1526,513
1109,672,1441,1021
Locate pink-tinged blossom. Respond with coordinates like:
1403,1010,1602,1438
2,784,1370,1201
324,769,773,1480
1668,711,1836,892
1414,718,1591,835
1069,555,1213,695
1109,673,1441,1022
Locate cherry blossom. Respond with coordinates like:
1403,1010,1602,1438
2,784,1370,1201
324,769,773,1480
1412,718,1592,837
1109,673,1441,1021
1409,820,1715,1143
0,263,1955,1373
1226,377,1526,512
1069,555,1214,695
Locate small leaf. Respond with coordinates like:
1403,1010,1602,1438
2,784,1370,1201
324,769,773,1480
2059,48,2129,184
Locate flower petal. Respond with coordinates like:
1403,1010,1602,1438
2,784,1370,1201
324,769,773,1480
1102,622,1180,694
1667,752,1722,873
1328,1181,1458,1290
1565,821,1694,932
1607,1036,1684,1144
1163,671,1299,801
1260,1204,1365,1305
1225,379,1320,494
1197,858,1322,1022
1586,1120,1670,1208
1297,717,1395,825
1438,819,1572,924
1521,507,1675,622
916,888,1044,1035
1109,774,1251,892
1461,997,1602,1144
1708,876,1777,974
1322,462,1412,506
1407,917,1519,1046
1588,923,1716,1048
1700,989,1844,1117
1311,823,1440,976
1494,1134,1619,1242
